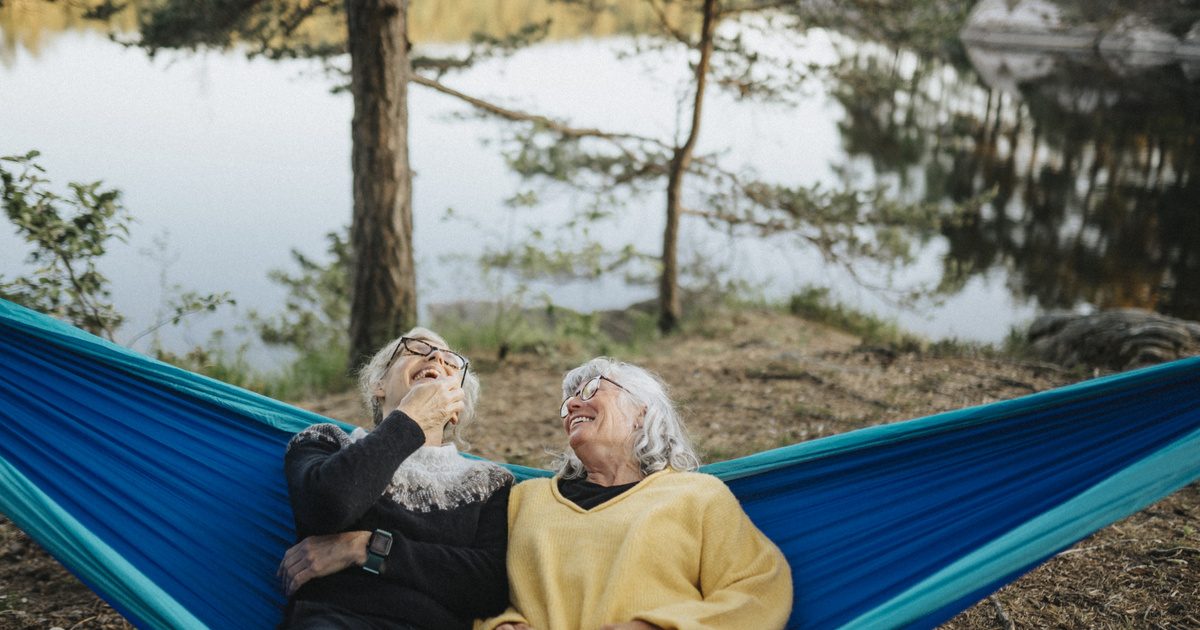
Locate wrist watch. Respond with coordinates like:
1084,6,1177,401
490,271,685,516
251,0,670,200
363,529,393,575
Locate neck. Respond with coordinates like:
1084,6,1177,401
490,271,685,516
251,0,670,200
580,453,644,487
424,428,444,447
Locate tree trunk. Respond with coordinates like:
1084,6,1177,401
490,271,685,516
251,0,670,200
660,163,684,333
345,0,416,367
659,0,719,334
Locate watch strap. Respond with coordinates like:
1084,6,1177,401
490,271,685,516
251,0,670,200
363,529,392,575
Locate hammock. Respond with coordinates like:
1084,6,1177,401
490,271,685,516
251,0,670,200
0,298,1197,630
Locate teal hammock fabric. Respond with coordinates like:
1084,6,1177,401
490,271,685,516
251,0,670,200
0,297,1198,629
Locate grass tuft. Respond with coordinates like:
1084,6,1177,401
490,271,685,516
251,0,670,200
432,300,661,365
787,287,925,350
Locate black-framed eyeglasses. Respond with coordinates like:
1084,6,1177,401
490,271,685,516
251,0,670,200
560,375,626,418
386,337,470,386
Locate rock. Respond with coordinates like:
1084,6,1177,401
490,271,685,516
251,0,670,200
961,0,1100,49
1098,15,1179,70
1027,309,1200,370
1179,21,1200,58
963,45,1058,95
1099,16,1180,54
965,0,1066,33
962,1,1196,70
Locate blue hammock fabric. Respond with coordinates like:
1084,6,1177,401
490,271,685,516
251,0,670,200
0,298,1198,630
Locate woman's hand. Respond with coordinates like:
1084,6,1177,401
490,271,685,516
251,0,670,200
277,531,371,595
397,375,465,436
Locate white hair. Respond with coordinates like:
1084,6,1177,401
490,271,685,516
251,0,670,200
554,357,700,479
357,327,481,449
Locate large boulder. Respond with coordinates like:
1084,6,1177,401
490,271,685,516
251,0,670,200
1098,15,1180,71
1183,22,1200,79
1028,309,1200,371
1098,15,1180,55
961,0,1100,49
1179,21,1200,59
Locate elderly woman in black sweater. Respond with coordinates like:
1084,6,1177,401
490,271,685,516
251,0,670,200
279,327,512,629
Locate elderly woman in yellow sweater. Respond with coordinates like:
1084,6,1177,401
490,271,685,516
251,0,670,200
482,357,792,630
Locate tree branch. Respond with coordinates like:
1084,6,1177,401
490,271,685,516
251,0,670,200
410,73,672,149
681,206,789,233
648,0,693,46
54,246,116,340
676,0,719,165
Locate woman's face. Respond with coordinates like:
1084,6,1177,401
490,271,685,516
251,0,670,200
374,335,464,413
561,376,639,456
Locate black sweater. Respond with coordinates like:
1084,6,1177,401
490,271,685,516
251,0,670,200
284,410,512,629
557,477,639,509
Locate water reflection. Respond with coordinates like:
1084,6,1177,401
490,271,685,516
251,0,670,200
3,1,1197,360
0,0,137,65
0,0,678,67
832,42,1200,323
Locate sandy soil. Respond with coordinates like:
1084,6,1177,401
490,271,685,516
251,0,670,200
1,308,1196,628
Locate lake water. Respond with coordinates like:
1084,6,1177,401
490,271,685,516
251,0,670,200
2,4,1197,367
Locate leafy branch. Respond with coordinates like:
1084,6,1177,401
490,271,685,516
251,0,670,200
1,151,236,343
1,150,128,338
126,291,237,348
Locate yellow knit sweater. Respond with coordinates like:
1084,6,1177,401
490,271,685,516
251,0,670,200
478,469,792,630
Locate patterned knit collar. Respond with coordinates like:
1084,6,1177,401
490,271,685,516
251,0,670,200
349,428,512,512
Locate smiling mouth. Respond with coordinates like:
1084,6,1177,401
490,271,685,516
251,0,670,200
412,367,440,382
568,416,595,431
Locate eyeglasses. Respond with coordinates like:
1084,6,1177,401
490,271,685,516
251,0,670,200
386,337,470,386
560,375,626,418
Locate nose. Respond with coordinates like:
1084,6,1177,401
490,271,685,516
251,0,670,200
424,351,454,373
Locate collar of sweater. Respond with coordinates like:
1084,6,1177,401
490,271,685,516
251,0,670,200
350,428,511,512
550,468,674,514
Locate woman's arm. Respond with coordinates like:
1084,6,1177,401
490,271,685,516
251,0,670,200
284,411,425,534
380,481,511,617
286,377,466,534
629,479,793,630
278,530,371,595
280,481,513,617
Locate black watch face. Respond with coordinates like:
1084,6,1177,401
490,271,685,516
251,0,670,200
369,533,391,555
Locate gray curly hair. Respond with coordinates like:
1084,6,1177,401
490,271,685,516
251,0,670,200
554,357,700,479
357,327,480,448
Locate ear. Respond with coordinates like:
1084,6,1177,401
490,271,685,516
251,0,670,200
632,405,648,430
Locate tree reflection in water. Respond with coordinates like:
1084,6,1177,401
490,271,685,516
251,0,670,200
829,39,1200,323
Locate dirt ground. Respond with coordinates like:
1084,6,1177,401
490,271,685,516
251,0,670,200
1,308,1196,628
